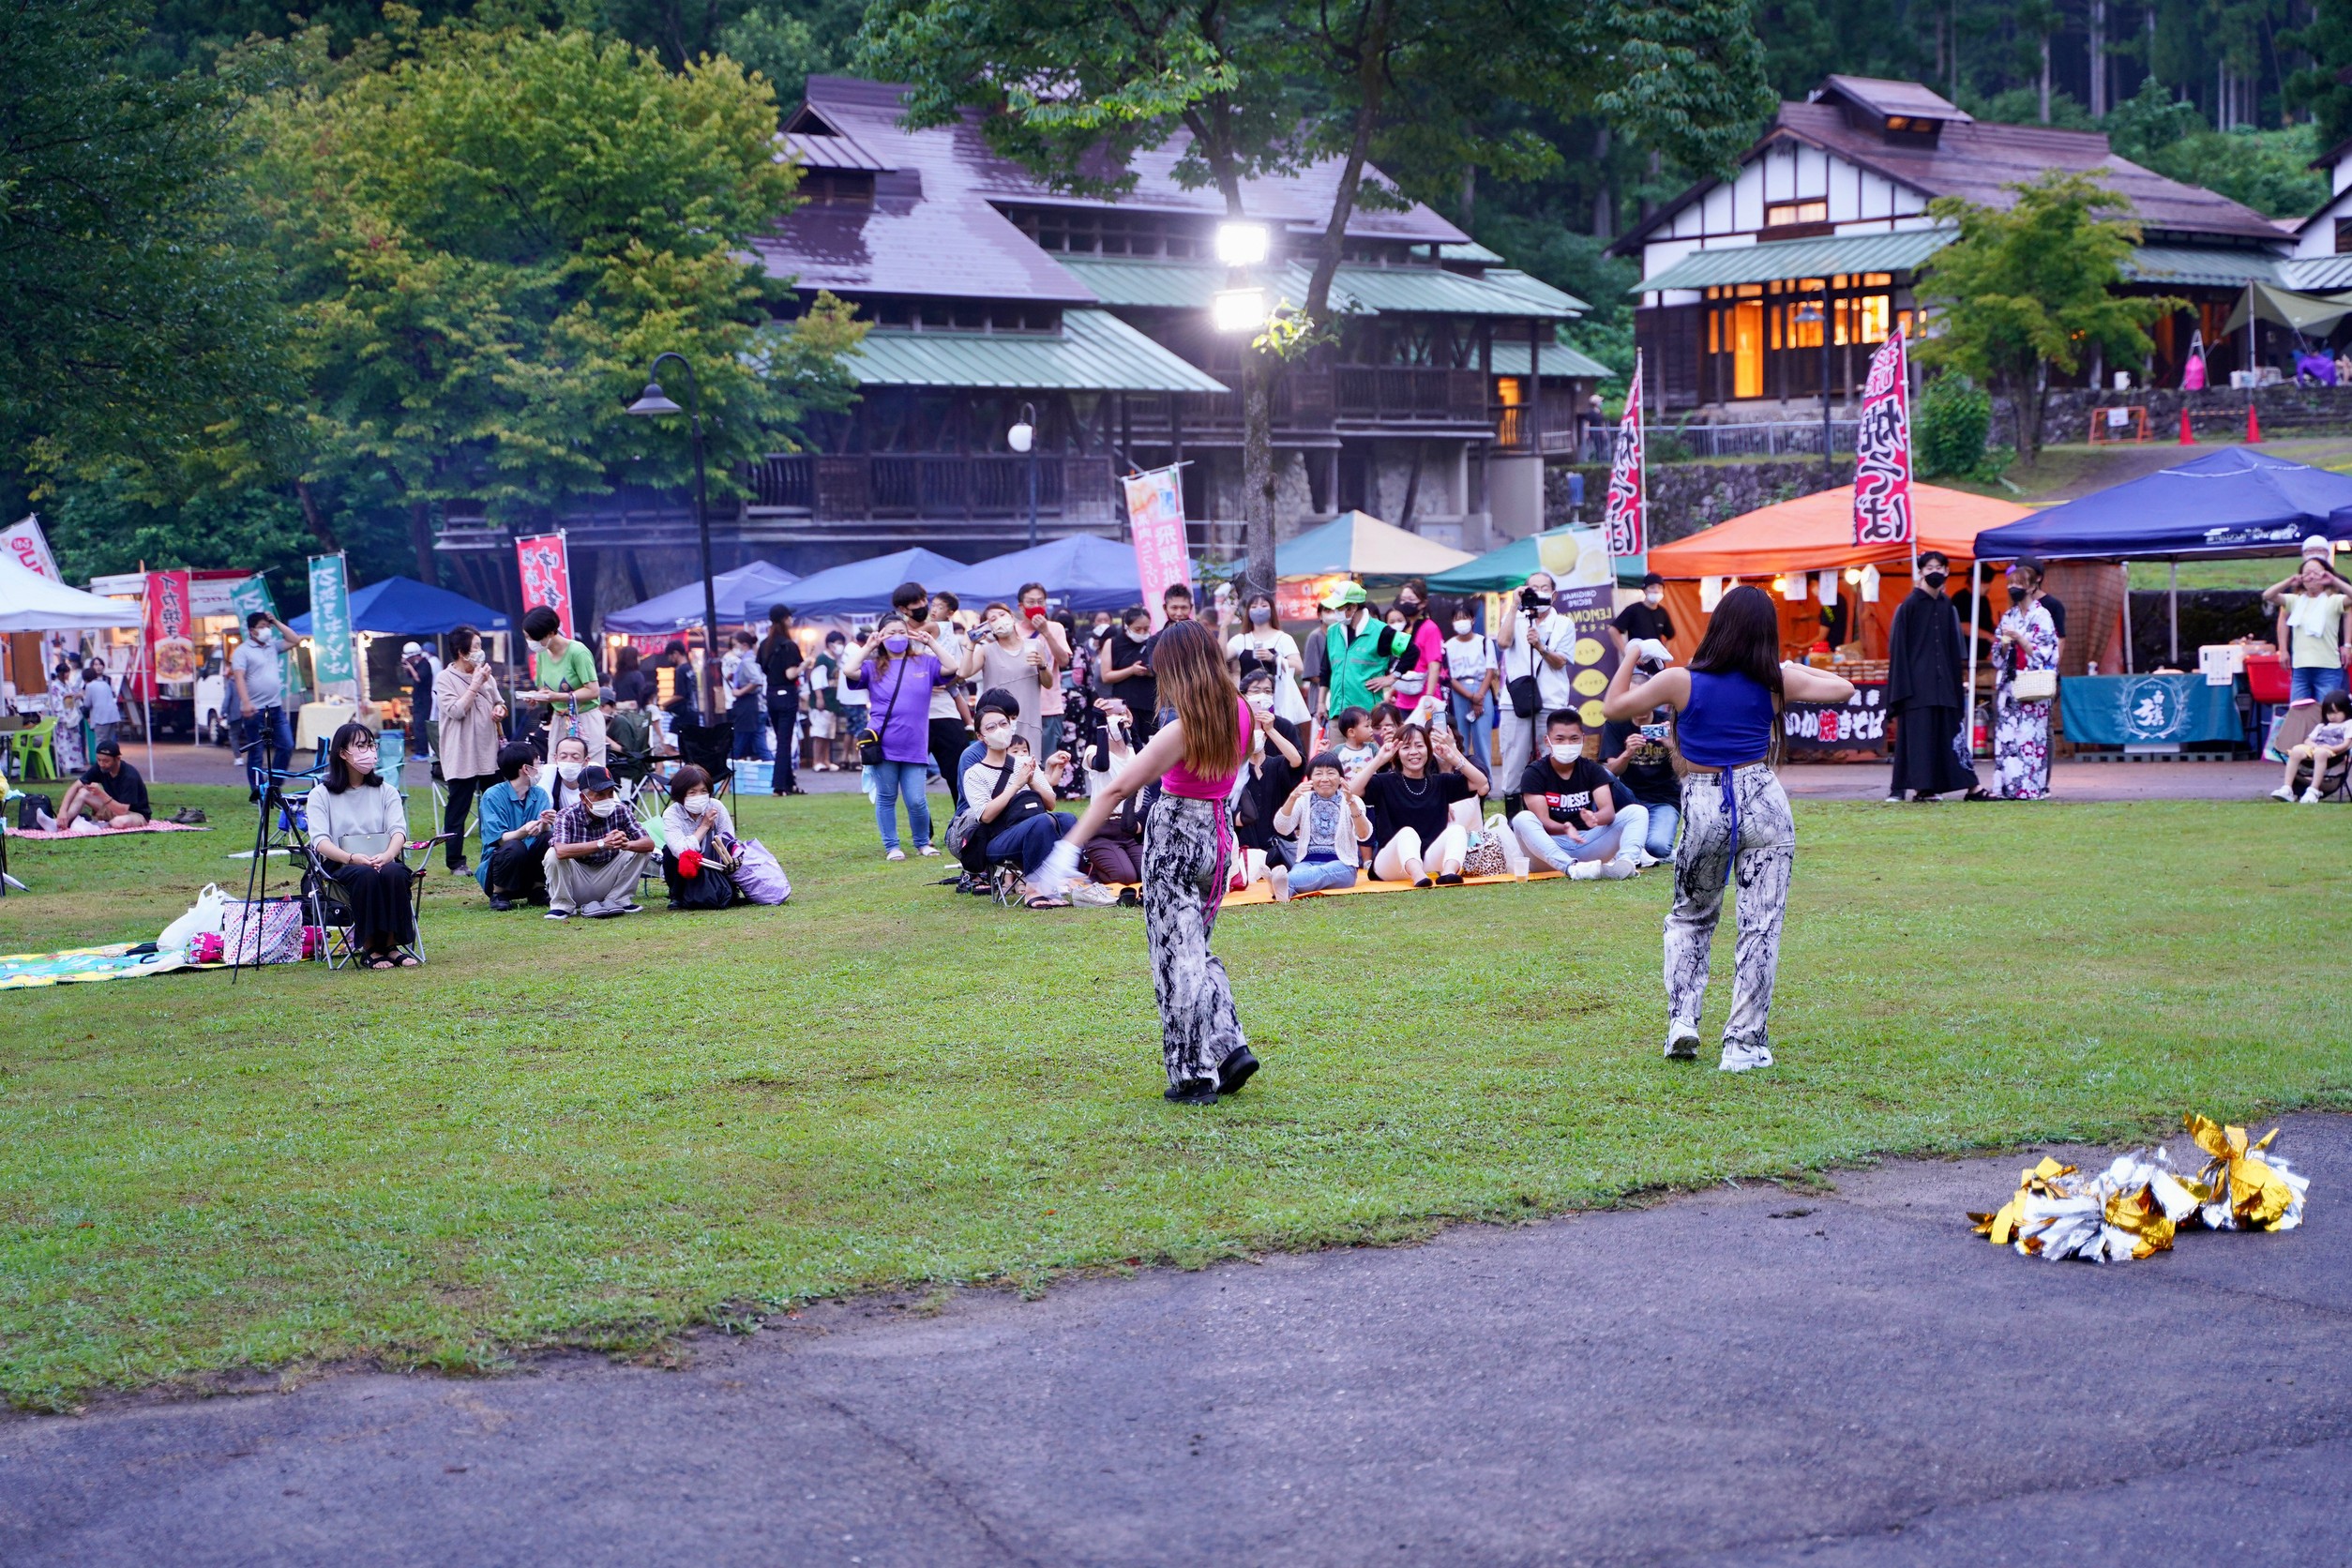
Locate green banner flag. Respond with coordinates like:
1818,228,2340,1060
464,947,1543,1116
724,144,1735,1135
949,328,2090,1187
225,573,277,621
307,554,356,684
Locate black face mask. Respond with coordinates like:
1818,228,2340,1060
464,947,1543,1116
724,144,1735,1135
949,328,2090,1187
906,604,929,624
2007,585,2030,604
1921,571,1948,591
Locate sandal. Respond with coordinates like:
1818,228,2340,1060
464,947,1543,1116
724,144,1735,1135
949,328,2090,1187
1024,894,1070,910
396,955,421,967
365,955,397,971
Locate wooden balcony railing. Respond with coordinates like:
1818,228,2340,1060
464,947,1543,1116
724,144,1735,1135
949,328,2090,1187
750,453,1116,521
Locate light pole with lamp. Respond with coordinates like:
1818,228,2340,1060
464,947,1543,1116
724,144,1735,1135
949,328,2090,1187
1793,294,1833,485
1008,400,1040,549
1211,219,1273,596
625,352,720,720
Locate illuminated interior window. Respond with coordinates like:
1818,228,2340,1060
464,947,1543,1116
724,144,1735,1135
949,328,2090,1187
1765,199,1828,227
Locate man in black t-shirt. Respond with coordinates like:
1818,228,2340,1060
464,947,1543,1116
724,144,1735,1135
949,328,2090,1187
757,603,806,795
53,740,151,830
1509,711,1646,879
1103,605,1159,741
1600,712,1678,865
1611,573,1676,646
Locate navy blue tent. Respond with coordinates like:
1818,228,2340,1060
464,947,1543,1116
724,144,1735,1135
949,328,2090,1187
778,547,970,621
604,561,800,634
932,535,1150,612
290,575,509,637
1973,449,2352,561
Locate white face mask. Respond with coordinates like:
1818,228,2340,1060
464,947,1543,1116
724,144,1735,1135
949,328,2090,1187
1453,618,1473,636
515,768,537,792
683,792,712,816
1549,742,1580,764
1645,589,1665,606
250,627,273,646
527,638,547,656
981,725,1011,750
557,761,583,782
588,797,620,819
1248,605,1273,626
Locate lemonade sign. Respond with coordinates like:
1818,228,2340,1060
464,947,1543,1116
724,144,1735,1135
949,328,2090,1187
1531,526,1613,588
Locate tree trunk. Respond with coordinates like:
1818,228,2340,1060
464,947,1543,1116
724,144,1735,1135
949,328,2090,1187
2039,32,2052,123
294,481,337,550
1591,124,1613,239
2088,1,2107,119
1240,351,1278,598
408,499,436,583
1459,161,1475,230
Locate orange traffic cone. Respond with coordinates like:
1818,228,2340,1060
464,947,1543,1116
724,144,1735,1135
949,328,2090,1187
2247,402,2262,444
2179,407,2194,445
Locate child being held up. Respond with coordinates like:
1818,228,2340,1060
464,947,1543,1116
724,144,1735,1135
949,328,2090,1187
1270,750,1373,901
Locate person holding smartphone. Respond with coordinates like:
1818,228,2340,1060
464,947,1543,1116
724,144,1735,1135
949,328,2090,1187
1600,702,1681,867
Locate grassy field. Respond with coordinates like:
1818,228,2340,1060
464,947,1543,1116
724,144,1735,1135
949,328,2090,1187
3,782,2347,1410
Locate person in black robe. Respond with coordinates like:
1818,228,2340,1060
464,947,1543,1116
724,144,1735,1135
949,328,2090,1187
1886,550,1979,801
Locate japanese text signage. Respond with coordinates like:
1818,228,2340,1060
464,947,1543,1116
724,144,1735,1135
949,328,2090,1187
516,534,575,640
307,553,357,684
1782,685,1888,756
3,516,59,580
1603,352,1646,564
1123,467,1193,630
146,570,198,683
1851,330,1914,548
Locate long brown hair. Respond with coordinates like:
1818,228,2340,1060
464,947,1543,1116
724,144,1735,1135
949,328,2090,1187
1154,618,1241,776
1689,584,1785,696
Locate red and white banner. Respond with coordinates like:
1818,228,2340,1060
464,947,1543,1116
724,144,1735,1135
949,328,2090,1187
515,533,575,639
146,569,199,684
3,516,59,580
1122,467,1193,630
1852,330,1914,548
1602,354,1646,561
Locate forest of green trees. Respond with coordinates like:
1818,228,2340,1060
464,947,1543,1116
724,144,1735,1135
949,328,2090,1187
10,0,2352,599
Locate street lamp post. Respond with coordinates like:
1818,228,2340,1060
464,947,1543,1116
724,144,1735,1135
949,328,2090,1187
626,353,719,720
1009,401,1039,550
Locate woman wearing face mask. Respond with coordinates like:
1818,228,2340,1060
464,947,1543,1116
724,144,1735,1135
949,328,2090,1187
307,721,421,968
431,625,508,877
857,612,944,861
1383,579,1447,725
1225,592,1308,726
961,706,1078,905
963,601,1048,755
1232,670,1305,887
1989,557,2059,800
1442,601,1499,776
658,764,740,910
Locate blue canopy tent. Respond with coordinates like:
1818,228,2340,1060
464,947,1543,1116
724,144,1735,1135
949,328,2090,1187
779,547,969,622
289,575,508,636
604,561,801,634
931,535,1151,612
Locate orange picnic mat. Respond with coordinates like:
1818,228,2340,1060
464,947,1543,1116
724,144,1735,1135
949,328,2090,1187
1220,867,1564,909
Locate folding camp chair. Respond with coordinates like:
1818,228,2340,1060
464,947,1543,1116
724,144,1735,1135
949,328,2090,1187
303,831,430,971
2289,746,2352,802
673,722,737,801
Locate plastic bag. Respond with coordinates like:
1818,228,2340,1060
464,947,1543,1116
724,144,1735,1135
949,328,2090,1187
158,882,229,953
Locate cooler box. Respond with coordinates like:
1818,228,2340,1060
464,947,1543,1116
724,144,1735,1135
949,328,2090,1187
2245,654,2290,705
731,759,773,793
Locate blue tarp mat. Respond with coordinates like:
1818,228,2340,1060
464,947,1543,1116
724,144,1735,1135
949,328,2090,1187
932,535,1153,613
1974,449,2352,562
604,561,801,634
289,576,509,637
777,548,971,621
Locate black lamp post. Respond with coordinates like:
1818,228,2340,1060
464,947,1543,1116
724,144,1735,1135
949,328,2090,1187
1009,400,1039,549
626,353,718,719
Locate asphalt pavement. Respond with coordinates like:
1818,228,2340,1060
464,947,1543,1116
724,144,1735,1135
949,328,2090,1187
5,1116,2345,1567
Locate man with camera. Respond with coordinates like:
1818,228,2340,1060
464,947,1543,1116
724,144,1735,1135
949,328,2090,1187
1493,570,1578,807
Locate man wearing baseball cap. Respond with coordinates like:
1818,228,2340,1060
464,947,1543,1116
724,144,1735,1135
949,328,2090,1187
543,763,655,919
400,640,437,760
1319,580,1398,717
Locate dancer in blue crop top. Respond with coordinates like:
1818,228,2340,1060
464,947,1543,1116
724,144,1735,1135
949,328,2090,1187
1602,585,1855,1073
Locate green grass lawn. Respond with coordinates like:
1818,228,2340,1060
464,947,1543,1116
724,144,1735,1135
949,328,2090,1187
3,783,2347,1410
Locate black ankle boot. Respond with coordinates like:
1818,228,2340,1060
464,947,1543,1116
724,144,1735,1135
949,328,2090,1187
1215,1047,1259,1096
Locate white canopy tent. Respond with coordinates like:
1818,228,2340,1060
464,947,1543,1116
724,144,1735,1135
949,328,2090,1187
0,552,143,632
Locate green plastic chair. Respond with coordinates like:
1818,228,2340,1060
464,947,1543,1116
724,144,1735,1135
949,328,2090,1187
7,717,57,782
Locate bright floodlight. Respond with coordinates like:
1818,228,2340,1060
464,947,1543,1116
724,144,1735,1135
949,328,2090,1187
1215,220,1270,267
626,382,683,416
1007,418,1034,454
1212,286,1267,334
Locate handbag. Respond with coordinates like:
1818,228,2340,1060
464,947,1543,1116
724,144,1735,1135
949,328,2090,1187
854,656,912,767
2013,668,2058,702
221,897,306,965
731,837,792,904
1505,638,1544,720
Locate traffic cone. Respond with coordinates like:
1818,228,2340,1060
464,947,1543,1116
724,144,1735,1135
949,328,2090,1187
2179,407,2194,445
2247,401,2262,444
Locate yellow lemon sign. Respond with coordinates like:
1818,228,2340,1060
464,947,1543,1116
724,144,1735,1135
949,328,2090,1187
1579,699,1607,728
1573,636,1605,665
1573,668,1607,697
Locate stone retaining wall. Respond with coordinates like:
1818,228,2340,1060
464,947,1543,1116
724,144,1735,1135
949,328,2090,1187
1545,458,1841,542
2007,383,2352,447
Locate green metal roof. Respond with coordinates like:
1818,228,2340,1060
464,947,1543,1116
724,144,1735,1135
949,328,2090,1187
1057,257,1579,318
2123,246,2282,288
1489,339,1616,379
1455,266,1588,316
844,308,1229,393
2283,254,2352,291
1634,227,1956,293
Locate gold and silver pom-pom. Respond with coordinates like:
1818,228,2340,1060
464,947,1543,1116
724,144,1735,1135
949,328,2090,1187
1968,1117,2309,1263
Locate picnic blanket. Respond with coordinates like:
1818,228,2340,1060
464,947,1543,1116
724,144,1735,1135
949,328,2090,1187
8,822,209,841
1220,867,1566,909
0,943,191,990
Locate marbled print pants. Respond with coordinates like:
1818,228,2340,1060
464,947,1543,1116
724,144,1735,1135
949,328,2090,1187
1141,795,1248,1088
1664,764,1795,1054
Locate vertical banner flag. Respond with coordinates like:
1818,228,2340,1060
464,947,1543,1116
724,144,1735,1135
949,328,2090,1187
1603,352,1647,565
146,570,198,684
3,516,60,580
307,553,358,684
1852,329,1915,548
1122,467,1193,630
225,573,278,623
516,533,575,640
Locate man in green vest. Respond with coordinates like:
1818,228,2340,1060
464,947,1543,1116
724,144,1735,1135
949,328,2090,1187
1322,580,1399,717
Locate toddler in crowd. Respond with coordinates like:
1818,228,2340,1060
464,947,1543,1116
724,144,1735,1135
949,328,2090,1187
1270,752,1372,900
1331,706,1381,778
2274,690,2352,803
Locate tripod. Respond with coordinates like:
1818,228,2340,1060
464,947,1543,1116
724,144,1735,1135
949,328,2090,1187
234,760,323,982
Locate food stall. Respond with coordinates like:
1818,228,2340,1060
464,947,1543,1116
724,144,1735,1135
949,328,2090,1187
87,568,274,742
1646,483,2033,760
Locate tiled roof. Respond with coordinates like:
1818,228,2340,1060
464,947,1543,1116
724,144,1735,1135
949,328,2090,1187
1814,76,1971,123
2123,246,2281,287
843,309,1230,392
1488,339,1615,379
1054,256,1581,318
1636,228,1955,292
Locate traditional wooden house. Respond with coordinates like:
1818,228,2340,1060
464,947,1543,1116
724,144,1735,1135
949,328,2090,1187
437,74,1601,619
1616,76,2290,417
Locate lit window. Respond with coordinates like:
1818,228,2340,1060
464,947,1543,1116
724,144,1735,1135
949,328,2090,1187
1765,200,1828,228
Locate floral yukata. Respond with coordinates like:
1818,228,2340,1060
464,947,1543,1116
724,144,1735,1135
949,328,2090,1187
1992,600,2059,800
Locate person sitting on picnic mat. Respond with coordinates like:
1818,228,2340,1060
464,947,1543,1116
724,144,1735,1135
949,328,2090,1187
1269,751,1373,900
962,703,1078,908
47,739,151,832
1512,709,1649,880
1349,721,1488,886
476,741,554,910
660,764,742,910
543,764,654,920
306,722,419,967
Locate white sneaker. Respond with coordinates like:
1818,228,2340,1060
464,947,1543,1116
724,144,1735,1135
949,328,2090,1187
1599,855,1638,880
1567,860,1604,881
2271,784,2298,802
2299,788,2322,804
1633,851,1663,868
884,848,906,862
35,809,56,830
1664,1028,1700,1061
1718,1040,1774,1073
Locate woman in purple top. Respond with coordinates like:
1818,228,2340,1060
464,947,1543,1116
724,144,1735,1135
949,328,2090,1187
857,612,943,860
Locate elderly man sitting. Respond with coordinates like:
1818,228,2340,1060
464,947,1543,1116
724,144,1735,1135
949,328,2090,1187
49,740,151,831
542,763,654,920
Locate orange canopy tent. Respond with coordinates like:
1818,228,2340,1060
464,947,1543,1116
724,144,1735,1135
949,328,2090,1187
1645,482,2033,661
